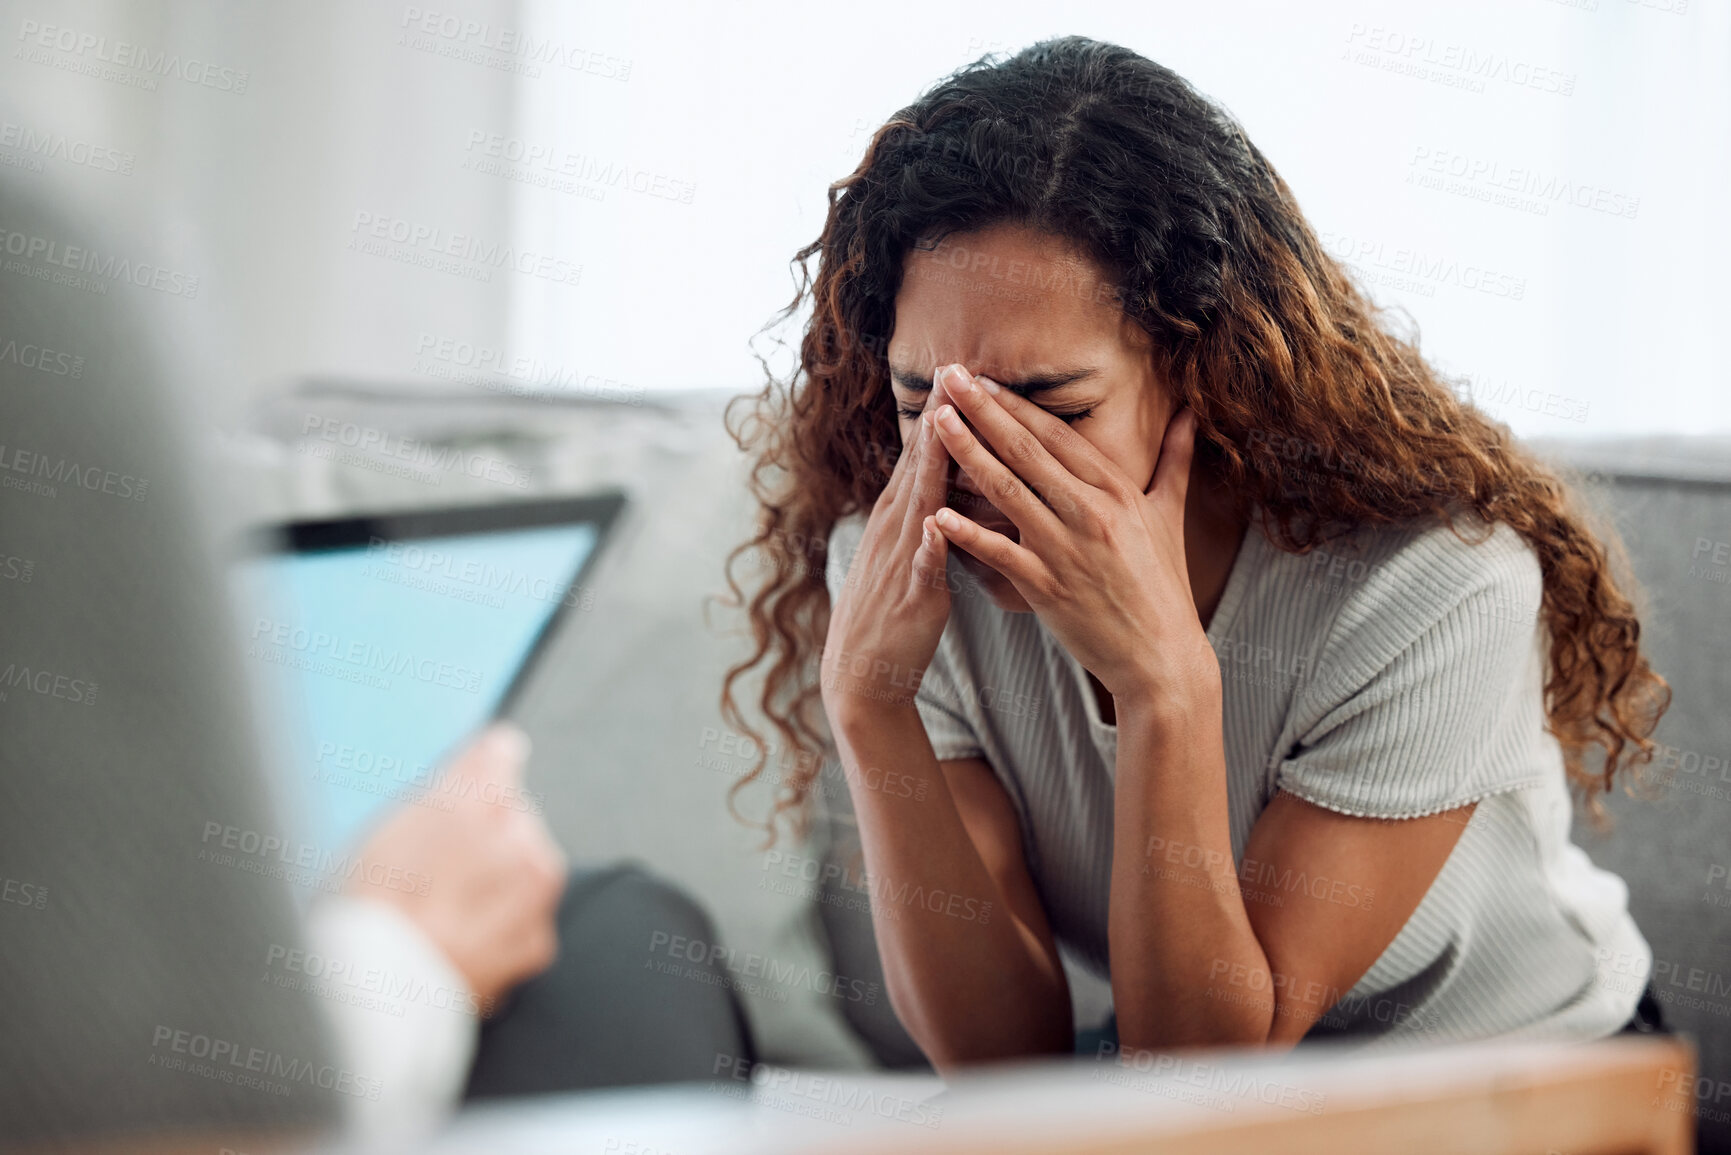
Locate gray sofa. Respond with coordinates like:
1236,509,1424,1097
1532,435,1731,1154
239,386,1731,1151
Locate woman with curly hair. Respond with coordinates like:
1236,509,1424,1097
721,36,1670,1068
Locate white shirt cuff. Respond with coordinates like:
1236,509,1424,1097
302,895,480,1143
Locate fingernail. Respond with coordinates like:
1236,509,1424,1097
936,509,960,530
944,365,975,394
937,405,964,432
485,723,530,762
977,375,1000,395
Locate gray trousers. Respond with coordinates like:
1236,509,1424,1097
462,864,757,1099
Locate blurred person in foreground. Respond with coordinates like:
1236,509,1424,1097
0,176,751,1154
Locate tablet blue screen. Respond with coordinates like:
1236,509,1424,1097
238,524,597,851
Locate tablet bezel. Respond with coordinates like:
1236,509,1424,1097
247,489,628,717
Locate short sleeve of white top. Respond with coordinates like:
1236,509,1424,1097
824,507,1652,1044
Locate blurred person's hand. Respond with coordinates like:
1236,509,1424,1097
343,723,567,1012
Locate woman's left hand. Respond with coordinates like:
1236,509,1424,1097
929,373,1211,701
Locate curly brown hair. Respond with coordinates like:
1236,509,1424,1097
717,36,1669,839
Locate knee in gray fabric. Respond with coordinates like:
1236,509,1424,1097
565,863,717,942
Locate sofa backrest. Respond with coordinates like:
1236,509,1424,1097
1547,447,1731,1154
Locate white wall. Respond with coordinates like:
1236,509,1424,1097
508,0,1731,438
1,0,518,427
3,0,1725,437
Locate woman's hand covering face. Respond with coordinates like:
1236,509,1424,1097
928,370,1213,699
819,366,966,714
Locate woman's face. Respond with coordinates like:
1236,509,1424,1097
887,222,1175,614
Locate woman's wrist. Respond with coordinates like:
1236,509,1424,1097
1112,631,1222,719
824,690,924,744
820,639,934,709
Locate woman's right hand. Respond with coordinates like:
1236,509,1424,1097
820,364,966,718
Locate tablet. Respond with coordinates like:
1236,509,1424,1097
236,492,626,852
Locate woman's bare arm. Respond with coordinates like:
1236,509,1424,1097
830,699,1072,1069
820,364,1071,1068
1108,682,1475,1049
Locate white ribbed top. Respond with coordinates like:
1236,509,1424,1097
826,508,1651,1043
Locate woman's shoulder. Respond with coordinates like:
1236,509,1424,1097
823,511,870,598
1297,510,1542,628
827,510,869,550
1266,513,1557,816
1267,511,1545,701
